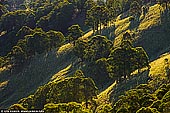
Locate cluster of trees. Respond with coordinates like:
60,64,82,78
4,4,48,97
74,34,149,86
43,102,90,113
9,75,170,113
0,10,35,32
84,0,162,35
85,0,124,34
0,0,93,56
0,0,88,69
9,71,98,111
112,83,170,113
67,24,84,42
36,1,75,32
0,26,65,69
86,5,110,34
0,0,8,16
0,0,155,69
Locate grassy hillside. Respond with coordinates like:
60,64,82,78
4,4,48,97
0,24,97,108
97,52,170,107
0,48,76,108
113,4,170,60
1,2,170,112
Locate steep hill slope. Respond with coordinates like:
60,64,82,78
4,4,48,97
1,3,170,111
114,4,170,60
0,22,97,108
0,45,77,108
97,51,170,107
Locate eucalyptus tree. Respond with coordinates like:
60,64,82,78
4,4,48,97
85,5,109,34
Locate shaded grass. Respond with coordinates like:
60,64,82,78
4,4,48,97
0,49,77,108
97,52,170,105
0,24,97,108
113,4,170,60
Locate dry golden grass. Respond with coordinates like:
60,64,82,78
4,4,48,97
149,53,170,78
80,30,93,41
57,43,74,55
114,17,131,36
131,52,170,79
51,64,72,82
113,17,132,47
0,67,6,72
0,81,8,90
113,4,164,48
138,4,163,31
97,81,116,105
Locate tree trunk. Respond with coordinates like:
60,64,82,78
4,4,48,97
100,20,102,34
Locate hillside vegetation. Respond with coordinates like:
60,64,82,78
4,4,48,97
114,3,170,60
1,0,170,112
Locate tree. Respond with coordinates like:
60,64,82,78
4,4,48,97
108,47,128,82
108,41,149,82
157,0,169,10
46,30,65,49
0,3,8,16
16,26,34,38
73,39,88,61
136,107,160,113
135,47,149,73
74,69,85,77
43,102,90,113
122,31,131,40
11,46,26,66
84,0,96,10
27,31,50,54
17,75,98,109
95,58,110,88
129,1,141,17
106,0,122,16
85,5,109,34
0,56,6,68
85,35,112,62
67,24,84,42
0,10,35,32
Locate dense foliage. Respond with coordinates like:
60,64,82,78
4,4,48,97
1,0,170,112
9,71,98,110
113,83,170,113
74,35,149,86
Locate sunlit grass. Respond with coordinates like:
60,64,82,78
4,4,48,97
57,43,74,55
113,4,164,48
149,53,170,77
51,64,72,82
0,81,8,90
115,17,131,36
97,81,116,105
0,67,6,72
113,17,131,47
138,4,163,31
